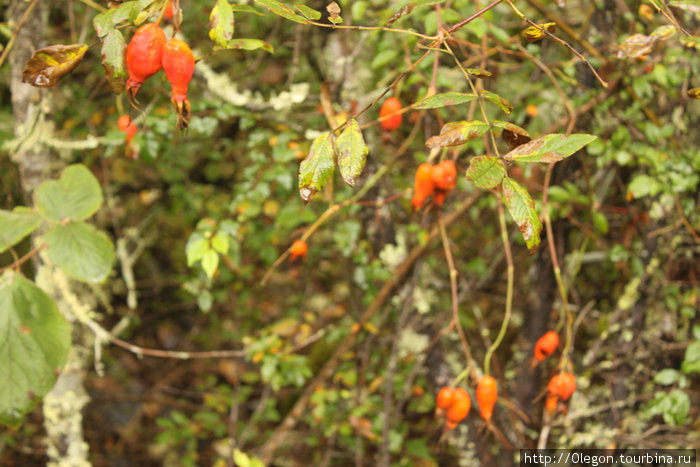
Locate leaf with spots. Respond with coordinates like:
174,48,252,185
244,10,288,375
501,177,542,253
299,132,336,202
504,133,596,163
426,120,490,148
336,119,368,187
21,44,88,87
466,156,506,190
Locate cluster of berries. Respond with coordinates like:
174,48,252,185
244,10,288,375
435,376,498,430
124,17,195,130
411,160,457,209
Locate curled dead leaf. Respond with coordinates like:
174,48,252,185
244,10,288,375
22,43,88,87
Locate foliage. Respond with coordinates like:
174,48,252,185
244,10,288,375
1,0,698,464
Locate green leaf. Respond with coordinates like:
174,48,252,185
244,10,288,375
415,92,477,109
34,164,103,223
336,119,368,187
295,4,322,20
201,249,219,279
425,120,490,148
501,177,542,253
682,341,700,375
186,234,207,267
254,0,309,24
99,29,128,94
466,156,506,190
466,68,491,77
45,222,115,283
479,90,512,114
93,9,116,38
504,133,597,163
227,38,274,53
209,0,235,49
0,271,70,427
654,368,679,386
211,233,230,255
0,208,42,254
298,132,336,203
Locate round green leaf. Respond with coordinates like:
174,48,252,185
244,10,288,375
0,271,70,427
466,155,506,189
34,164,103,222
0,208,42,254
45,222,115,284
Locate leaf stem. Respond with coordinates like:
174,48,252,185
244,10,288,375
483,199,514,376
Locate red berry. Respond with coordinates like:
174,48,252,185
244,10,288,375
431,160,457,191
379,97,403,131
436,387,454,410
411,163,435,210
162,38,195,129
476,375,498,422
445,387,470,428
547,372,576,401
289,239,308,260
125,23,166,102
163,1,174,19
117,114,138,143
534,331,560,361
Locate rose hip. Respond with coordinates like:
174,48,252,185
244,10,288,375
125,23,166,103
162,38,195,129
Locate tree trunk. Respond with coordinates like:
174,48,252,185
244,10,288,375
8,1,92,465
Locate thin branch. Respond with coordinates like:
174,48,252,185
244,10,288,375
0,0,41,69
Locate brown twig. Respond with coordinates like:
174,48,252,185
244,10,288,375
0,244,45,273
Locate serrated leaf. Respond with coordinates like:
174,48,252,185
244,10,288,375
415,92,478,109
93,9,116,38
480,90,512,114
209,0,235,49
295,4,322,19
254,0,309,23
34,164,103,223
298,132,336,202
100,29,128,94
227,38,274,53
201,249,219,279
425,120,490,148
0,271,70,427
21,44,88,87
336,119,368,187
45,222,115,283
466,156,506,190
0,209,42,254
501,177,542,253
504,133,596,163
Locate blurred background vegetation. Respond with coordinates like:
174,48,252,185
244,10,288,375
1,0,698,465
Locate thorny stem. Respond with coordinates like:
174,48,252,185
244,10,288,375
483,199,514,376
438,212,476,374
542,164,573,366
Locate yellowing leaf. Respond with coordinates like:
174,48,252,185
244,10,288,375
299,132,336,202
501,178,542,253
336,119,368,187
22,44,88,87
504,133,596,163
415,92,478,109
209,0,235,49
295,4,322,20
425,120,490,148
688,87,700,99
254,0,309,23
522,22,556,43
